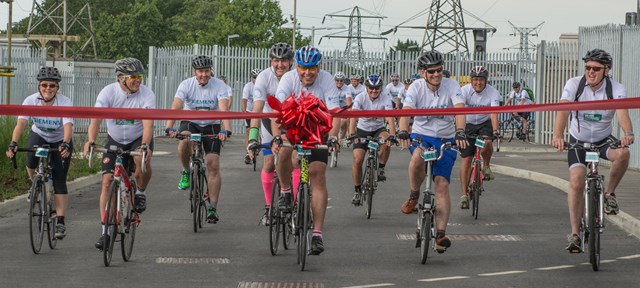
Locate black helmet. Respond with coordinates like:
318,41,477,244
582,48,612,68
115,58,145,76
192,55,213,69
470,66,488,79
442,69,451,78
417,50,444,69
269,42,294,59
512,81,521,88
36,66,62,82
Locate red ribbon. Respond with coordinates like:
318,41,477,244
267,92,333,149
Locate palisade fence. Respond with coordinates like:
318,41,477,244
2,24,640,168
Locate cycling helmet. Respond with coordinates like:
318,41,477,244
251,68,262,78
512,81,521,88
582,48,612,68
365,74,383,88
403,78,412,85
115,58,145,76
417,50,444,69
350,74,361,80
334,71,345,80
192,55,213,69
390,73,400,81
410,73,420,80
442,69,451,78
218,75,227,82
470,65,489,79
36,66,62,82
295,45,322,67
269,42,294,59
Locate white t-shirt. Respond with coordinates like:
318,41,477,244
352,91,394,132
460,83,501,125
95,83,156,144
347,84,365,100
508,89,532,105
242,81,255,112
385,81,404,102
253,67,284,113
402,78,465,138
337,85,349,108
560,76,626,142
19,93,74,143
175,77,229,127
275,69,340,110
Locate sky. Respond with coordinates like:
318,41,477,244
1,0,638,53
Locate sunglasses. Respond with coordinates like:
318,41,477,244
40,83,58,89
297,66,319,72
126,74,144,81
368,86,382,91
585,65,605,72
425,67,444,74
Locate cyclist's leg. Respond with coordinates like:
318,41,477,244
603,144,629,196
98,137,118,244
309,151,329,254
352,148,366,186
261,153,276,205
177,121,194,170
432,145,456,250
132,138,153,190
567,146,587,236
458,155,472,208
276,146,294,209
401,134,426,213
50,139,73,236
376,129,391,166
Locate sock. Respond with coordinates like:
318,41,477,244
281,187,292,194
410,190,419,199
261,170,275,205
379,163,385,169
57,216,65,225
101,224,106,235
355,185,361,192
436,230,445,239
313,230,323,238
135,187,145,195
210,201,217,209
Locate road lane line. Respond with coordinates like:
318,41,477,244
341,284,395,288
535,265,575,270
417,276,469,282
618,254,640,259
478,270,526,276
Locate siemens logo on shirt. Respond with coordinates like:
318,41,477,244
188,99,216,105
428,104,449,109
33,118,61,126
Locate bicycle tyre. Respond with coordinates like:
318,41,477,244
122,180,137,262
190,165,200,232
103,180,119,266
420,211,433,264
365,159,375,219
507,121,516,142
199,174,208,229
588,180,601,271
329,149,338,168
29,179,45,254
472,162,482,220
47,201,58,250
298,184,309,271
269,176,282,255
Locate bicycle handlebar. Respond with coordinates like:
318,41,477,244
175,133,220,141
89,145,146,173
564,139,624,151
411,138,457,161
10,146,58,170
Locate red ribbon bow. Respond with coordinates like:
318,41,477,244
267,91,333,149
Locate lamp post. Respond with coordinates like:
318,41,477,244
227,34,239,48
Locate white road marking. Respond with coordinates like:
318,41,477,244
341,284,395,288
478,270,526,276
535,265,575,270
418,276,469,282
618,254,640,259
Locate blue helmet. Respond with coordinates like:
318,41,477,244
295,45,322,67
410,73,420,79
365,74,383,88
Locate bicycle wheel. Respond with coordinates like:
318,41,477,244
329,149,338,168
283,207,293,250
588,180,601,271
47,201,58,250
420,210,433,264
507,121,517,142
190,166,200,232
29,179,45,254
103,180,119,267
472,162,482,220
364,159,375,219
122,180,137,262
297,184,310,271
199,173,208,229
269,176,282,255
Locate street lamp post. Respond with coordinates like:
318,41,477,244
227,34,239,48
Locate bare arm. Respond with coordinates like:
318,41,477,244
83,118,102,156
165,97,184,133
552,100,570,151
616,108,635,146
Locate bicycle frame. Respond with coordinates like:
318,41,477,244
469,137,486,219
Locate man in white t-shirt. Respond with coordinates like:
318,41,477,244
385,73,403,109
552,49,634,253
242,68,261,164
346,74,365,108
83,58,155,250
505,81,532,138
165,55,232,224
334,71,350,145
348,74,396,205
396,50,467,254
272,45,341,256
457,66,501,210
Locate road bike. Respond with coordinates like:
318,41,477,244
89,145,145,267
565,139,621,271
465,134,492,220
411,138,455,264
11,145,60,254
351,136,395,219
176,133,219,231
500,114,534,142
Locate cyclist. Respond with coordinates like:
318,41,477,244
385,73,403,109
335,71,350,146
165,55,231,223
457,66,501,209
6,66,73,240
346,74,365,108
218,75,234,112
504,81,533,138
348,74,396,205
272,45,341,255
243,68,262,164
246,43,296,226
551,48,634,252
442,69,451,79
83,58,154,250
396,50,467,253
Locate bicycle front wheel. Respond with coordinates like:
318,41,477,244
364,160,375,219
29,178,45,254
103,180,119,267
329,149,338,168
190,166,200,233
122,180,137,262
46,201,58,250
269,176,282,255
588,180,601,271
420,210,433,264
297,184,310,271
472,163,482,220
198,170,208,230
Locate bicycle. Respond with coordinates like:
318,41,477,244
564,139,621,271
175,133,219,231
350,136,395,219
11,145,60,254
89,145,146,267
500,114,534,142
410,138,455,264
465,134,492,220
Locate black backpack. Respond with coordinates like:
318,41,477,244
573,75,613,131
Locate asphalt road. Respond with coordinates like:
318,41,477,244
1,138,639,288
